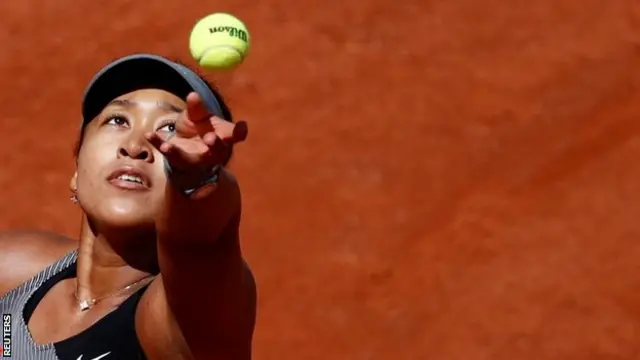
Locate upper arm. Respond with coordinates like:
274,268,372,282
0,229,76,297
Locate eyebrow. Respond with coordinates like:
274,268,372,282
107,99,183,113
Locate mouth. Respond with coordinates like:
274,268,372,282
107,167,151,190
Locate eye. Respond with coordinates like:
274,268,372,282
105,114,128,127
157,121,176,133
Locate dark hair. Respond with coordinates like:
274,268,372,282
73,69,234,166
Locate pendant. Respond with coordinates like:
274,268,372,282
79,299,91,311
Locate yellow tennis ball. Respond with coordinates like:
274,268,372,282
189,13,250,71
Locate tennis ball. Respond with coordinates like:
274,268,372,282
189,13,250,71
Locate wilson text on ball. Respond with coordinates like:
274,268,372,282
208,26,248,42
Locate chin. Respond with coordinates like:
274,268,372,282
90,198,157,230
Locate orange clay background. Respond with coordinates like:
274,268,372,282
1,0,640,359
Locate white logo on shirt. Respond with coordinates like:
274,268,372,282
76,351,111,360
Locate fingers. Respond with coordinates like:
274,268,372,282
232,121,249,143
160,143,191,168
209,118,249,145
175,92,214,138
202,132,218,147
182,92,249,145
201,131,231,166
145,132,166,150
145,132,182,158
186,92,210,124
145,132,195,169
144,107,249,171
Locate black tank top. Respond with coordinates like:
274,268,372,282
0,250,149,360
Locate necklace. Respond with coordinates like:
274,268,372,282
75,275,156,311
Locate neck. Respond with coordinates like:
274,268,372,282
75,218,158,304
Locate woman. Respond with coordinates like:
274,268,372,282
0,53,256,360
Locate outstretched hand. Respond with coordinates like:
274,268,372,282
145,92,248,176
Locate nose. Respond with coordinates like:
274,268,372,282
118,133,154,162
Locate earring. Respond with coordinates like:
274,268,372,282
70,194,78,204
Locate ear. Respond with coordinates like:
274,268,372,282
69,171,78,193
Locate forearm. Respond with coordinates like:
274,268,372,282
156,169,241,246
152,175,252,351
152,212,252,355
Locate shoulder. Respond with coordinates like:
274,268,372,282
0,229,76,297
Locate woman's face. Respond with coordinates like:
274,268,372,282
72,88,185,232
